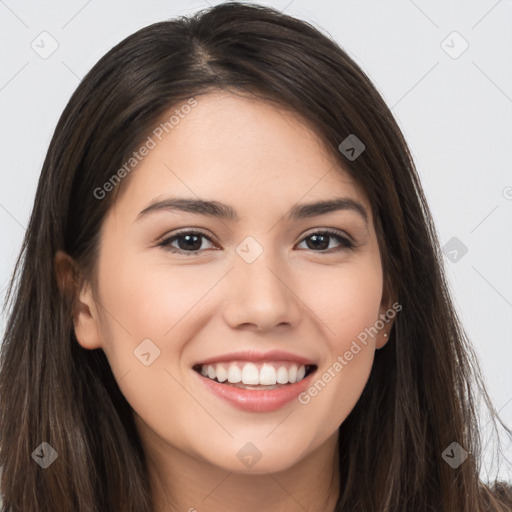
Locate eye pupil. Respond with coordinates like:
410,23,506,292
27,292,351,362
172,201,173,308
179,234,202,251
307,234,329,251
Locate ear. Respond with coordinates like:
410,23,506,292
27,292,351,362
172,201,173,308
376,281,397,350
54,249,103,350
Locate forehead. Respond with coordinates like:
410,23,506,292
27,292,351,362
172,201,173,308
112,91,371,219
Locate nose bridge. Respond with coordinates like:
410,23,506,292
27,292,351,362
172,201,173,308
236,234,287,302
223,234,301,330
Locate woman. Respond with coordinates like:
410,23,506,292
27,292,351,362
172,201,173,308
0,2,510,511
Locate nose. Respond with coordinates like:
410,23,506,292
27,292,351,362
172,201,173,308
222,246,303,332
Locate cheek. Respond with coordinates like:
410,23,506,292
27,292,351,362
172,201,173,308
296,257,383,428
309,256,383,349
97,243,217,343
94,243,228,406
93,248,206,439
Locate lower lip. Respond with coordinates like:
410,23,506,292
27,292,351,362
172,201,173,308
195,369,316,412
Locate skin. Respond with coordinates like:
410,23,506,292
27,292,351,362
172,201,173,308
56,91,395,512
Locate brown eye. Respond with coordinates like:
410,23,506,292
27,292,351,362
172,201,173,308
158,231,215,255
297,230,354,253
157,229,355,256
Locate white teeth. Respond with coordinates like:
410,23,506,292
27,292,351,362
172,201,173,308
241,363,260,385
216,363,228,382
227,364,242,383
288,365,298,383
259,364,277,385
276,366,288,384
197,361,311,386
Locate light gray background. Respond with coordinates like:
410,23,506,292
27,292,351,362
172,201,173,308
0,0,511,481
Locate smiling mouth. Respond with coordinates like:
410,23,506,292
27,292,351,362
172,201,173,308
193,361,318,389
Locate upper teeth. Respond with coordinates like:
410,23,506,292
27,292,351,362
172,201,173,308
198,362,307,385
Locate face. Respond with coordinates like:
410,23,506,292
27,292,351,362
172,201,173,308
69,91,393,475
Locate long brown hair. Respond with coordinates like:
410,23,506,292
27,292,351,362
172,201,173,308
1,3,510,511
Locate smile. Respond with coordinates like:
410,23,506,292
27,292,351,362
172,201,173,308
192,358,318,412
193,361,317,388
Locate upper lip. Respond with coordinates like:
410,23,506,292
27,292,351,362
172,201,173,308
194,349,316,367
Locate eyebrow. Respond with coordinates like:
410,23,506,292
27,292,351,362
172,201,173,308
136,196,368,224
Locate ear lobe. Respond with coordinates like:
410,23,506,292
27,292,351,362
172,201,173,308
376,287,397,350
54,250,103,350
375,329,391,350
72,294,103,350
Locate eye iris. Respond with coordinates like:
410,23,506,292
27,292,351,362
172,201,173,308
307,234,329,250
178,234,202,251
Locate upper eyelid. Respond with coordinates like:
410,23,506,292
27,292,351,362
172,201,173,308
162,228,216,243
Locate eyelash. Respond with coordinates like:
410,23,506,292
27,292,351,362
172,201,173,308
157,229,355,256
